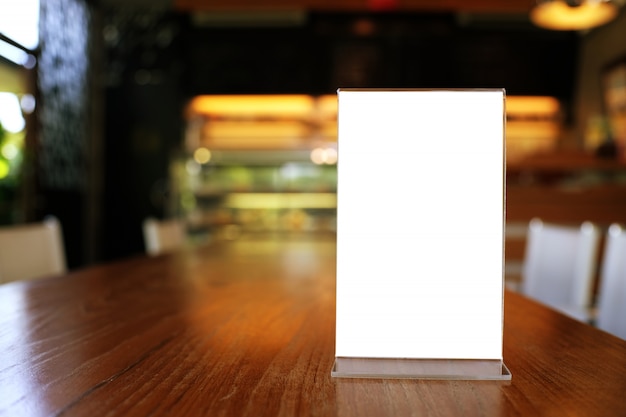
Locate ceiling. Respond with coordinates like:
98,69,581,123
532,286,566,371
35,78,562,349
99,0,536,15
95,0,545,35
171,0,536,14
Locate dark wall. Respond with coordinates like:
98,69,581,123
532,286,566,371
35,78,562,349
179,13,579,100
100,11,185,261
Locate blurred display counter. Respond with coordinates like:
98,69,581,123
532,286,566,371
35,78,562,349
171,156,337,241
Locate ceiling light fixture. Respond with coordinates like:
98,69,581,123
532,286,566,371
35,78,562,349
530,0,619,31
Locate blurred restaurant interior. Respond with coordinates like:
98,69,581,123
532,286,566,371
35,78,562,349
1,0,626,291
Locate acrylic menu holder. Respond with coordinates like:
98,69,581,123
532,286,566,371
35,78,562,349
333,89,510,380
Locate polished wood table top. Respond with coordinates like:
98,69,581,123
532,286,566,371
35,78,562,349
1,236,626,417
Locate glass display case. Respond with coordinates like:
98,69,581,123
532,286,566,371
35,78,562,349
171,149,337,241
172,95,338,241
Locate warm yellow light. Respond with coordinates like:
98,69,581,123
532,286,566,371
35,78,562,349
310,148,326,165
310,147,338,165
188,95,314,118
506,96,560,117
318,121,338,141
507,120,561,139
193,147,212,164
324,148,338,164
224,193,337,209
186,94,562,154
203,136,304,150
530,0,618,31
203,120,310,138
316,95,338,119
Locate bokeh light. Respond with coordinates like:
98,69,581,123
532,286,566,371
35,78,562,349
310,147,338,165
194,147,212,164
0,160,9,179
20,94,36,114
186,159,201,176
1,143,18,160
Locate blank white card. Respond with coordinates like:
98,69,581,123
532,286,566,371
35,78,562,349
335,89,505,360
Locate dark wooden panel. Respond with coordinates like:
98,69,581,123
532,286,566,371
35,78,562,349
507,184,626,226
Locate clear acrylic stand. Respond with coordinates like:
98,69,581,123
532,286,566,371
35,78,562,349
333,89,510,381
332,357,511,380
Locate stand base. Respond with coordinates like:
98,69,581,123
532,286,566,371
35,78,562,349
332,357,511,380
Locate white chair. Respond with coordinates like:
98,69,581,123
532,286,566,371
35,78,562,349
142,217,186,256
0,216,67,284
521,218,600,322
595,224,626,340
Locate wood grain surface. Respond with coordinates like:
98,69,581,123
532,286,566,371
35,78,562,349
1,235,626,417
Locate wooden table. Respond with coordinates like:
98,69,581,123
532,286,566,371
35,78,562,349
1,236,626,416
